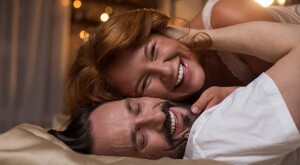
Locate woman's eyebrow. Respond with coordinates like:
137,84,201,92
144,39,150,59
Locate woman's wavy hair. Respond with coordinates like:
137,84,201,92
65,9,211,114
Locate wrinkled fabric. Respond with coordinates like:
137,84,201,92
184,73,300,165
0,123,229,165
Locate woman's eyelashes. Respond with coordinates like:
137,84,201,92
141,75,148,94
141,75,152,94
150,42,156,60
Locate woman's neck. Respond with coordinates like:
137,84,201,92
185,51,244,104
203,51,245,88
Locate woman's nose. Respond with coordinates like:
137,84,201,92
135,108,166,131
148,62,173,80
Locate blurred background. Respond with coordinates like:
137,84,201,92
0,0,299,132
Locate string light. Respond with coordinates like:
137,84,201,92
73,0,82,9
254,0,274,7
100,13,109,22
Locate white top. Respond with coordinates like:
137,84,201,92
268,5,300,24
184,73,300,165
201,0,300,84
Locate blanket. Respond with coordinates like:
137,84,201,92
0,124,229,165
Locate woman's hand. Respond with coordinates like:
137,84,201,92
191,86,240,115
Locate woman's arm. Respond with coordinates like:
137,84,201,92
165,21,300,63
266,45,300,131
188,0,279,75
207,21,300,63
188,0,276,29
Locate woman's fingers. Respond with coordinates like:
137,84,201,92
191,86,240,115
191,90,210,115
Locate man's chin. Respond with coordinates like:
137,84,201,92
184,110,200,128
173,147,186,159
168,139,188,159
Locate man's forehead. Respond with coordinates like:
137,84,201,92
89,100,127,130
89,100,134,154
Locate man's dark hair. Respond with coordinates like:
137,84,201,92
48,103,100,154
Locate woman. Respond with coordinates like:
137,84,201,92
65,8,298,114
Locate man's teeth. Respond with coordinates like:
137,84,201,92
175,63,185,86
169,111,177,135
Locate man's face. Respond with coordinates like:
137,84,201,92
89,97,198,159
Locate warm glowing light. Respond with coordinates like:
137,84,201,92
79,30,89,41
100,13,109,22
73,0,82,9
277,0,286,6
254,0,274,7
105,6,113,14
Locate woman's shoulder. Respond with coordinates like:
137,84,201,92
211,0,276,28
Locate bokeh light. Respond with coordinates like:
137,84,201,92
100,13,109,22
79,30,89,41
277,0,286,6
105,6,113,14
254,0,274,7
73,0,82,9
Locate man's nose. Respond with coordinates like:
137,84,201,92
135,108,166,131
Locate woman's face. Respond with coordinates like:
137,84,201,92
109,34,205,101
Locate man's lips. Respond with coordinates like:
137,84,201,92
169,106,205,140
169,109,183,139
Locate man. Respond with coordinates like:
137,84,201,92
49,62,300,164
49,97,199,159
49,67,300,163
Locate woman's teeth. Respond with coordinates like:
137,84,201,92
175,63,185,86
169,111,177,136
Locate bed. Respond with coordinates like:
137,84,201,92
0,124,229,165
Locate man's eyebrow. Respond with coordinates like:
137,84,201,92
126,98,138,151
131,130,138,152
134,40,150,95
125,98,133,113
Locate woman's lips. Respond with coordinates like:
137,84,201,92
182,60,190,89
174,59,189,91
